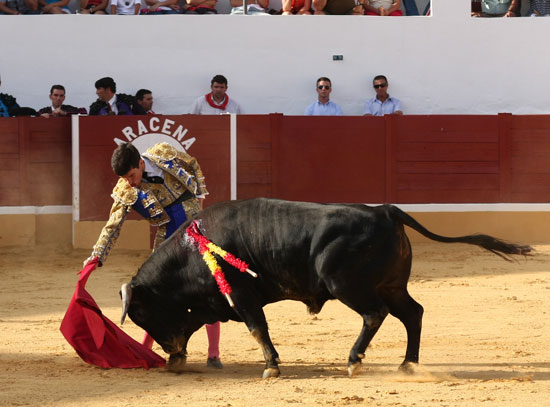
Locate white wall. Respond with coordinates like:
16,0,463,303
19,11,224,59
0,0,548,116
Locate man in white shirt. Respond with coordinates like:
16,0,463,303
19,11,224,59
110,0,140,14
190,75,242,115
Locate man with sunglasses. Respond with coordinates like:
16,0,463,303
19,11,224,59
305,77,343,116
363,75,403,116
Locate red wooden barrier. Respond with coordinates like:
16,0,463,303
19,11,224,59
392,115,501,203
509,115,550,202
2,114,550,217
236,115,273,199
0,117,71,206
268,115,387,203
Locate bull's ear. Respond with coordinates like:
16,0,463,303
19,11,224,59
120,283,132,325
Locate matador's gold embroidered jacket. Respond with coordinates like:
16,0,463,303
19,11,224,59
90,143,208,264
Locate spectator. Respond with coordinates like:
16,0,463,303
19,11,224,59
402,0,417,14
402,0,430,15
38,0,71,13
181,0,217,14
304,77,343,116
282,0,311,14
110,0,140,14
0,74,38,116
363,75,403,116
133,89,155,115
190,75,242,115
528,0,550,16
80,0,107,13
313,0,362,15
0,75,20,117
363,0,403,15
0,0,39,13
230,0,269,15
89,77,134,116
38,85,86,118
13,107,37,116
142,0,178,14
471,0,519,17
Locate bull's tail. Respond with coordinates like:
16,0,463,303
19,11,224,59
388,205,533,261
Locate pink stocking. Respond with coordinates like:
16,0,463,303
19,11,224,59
206,321,220,358
142,332,154,350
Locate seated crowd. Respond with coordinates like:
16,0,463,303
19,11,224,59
0,74,403,118
471,0,549,17
0,75,247,117
4,0,550,16
0,0,433,15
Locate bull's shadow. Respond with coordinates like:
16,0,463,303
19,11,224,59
5,351,550,383
435,362,550,381
156,360,550,382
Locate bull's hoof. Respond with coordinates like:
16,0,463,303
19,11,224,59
262,367,280,379
398,361,418,375
347,361,362,377
167,354,187,373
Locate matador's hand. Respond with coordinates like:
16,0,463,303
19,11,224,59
83,256,101,268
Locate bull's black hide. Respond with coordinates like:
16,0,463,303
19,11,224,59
121,198,531,378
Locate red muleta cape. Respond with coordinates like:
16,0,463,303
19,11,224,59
60,259,166,369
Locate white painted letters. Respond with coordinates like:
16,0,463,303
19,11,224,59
180,137,196,150
121,126,137,142
161,119,175,136
149,117,160,132
172,125,188,141
116,118,194,152
137,120,148,136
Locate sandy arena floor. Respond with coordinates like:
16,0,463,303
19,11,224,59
0,242,549,407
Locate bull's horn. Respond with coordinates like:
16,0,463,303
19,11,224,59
120,283,132,325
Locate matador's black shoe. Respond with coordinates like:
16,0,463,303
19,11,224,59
206,357,223,369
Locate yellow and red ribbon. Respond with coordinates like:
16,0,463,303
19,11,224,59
186,221,257,307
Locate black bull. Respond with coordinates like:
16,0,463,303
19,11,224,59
120,198,531,378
